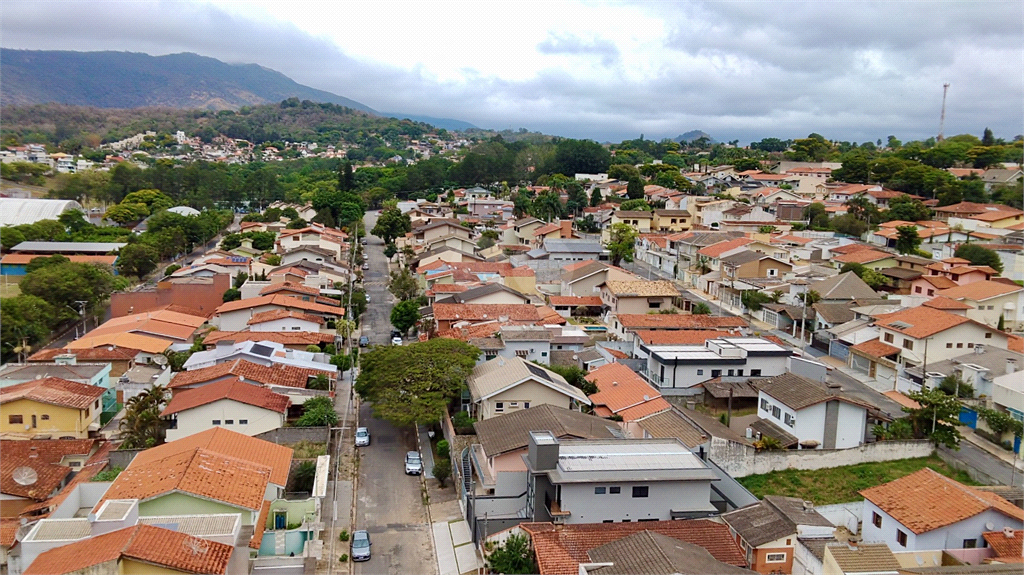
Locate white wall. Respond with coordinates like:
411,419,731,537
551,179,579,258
711,438,934,478
166,399,285,442
559,479,715,524
862,500,1024,551
250,317,321,332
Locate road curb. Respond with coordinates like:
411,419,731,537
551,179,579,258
348,395,359,575
416,426,440,575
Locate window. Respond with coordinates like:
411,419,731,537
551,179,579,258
632,486,649,498
927,289,934,296
85,408,89,417
915,286,922,293
495,403,504,413
609,486,621,494
946,343,953,348
69,461,82,467
696,369,704,376
767,268,778,277
711,370,722,378
985,332,993,339
760,398,769,411
8,415,23,424
41,414,50,421
602,520,613,523
737,369,744,376
872,512,882,528
902,339,914,350
751,369,762,376
784,413,795,427
963,539,977,549
541,352,547,357
594,487,606,495
509,402,519,408
648,302,661,309
95,400,100,409
772,406,781,419
213,420,222,425
225,420,234,425
766,553,787,563
523,403,530,409
957,343,963,348
968,343,974,348
727,369,735,377
884,333,894,343
515,349,529,358
896,529,908,547
239,419,248,425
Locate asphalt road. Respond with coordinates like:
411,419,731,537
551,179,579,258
353,211,436,575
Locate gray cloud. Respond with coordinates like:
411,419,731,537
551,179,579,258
1,1,1020,144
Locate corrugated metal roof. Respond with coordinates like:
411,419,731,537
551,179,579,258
11,241,127,254
0,198,83,226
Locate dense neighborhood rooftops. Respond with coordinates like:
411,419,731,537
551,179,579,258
587,530,756,575
168,357,330,389
23,524,233,575
0,377,105,410
586,362,671,421
722,495,834,548
202,330,334,346
246,308,326,325
521,519,746,575
860,468,1023,534
1,439,96,500
474,404,621,457
602,280,680,297
833,249,894,264
937,280,1023,301
162,378,290,415
468,356,589,404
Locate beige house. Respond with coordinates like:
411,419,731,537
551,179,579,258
467,356,590,421
599,280,681,315
652,210,692,232
423,234,479,255
411,219,472,246
560,260,640,297
603,210,653,241
937,280,1024,330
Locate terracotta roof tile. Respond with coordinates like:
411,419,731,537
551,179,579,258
1,439,96,500
1008,333,1024,354
202,330,334,346
635,330,734,345
830,243,876,255
834,249,894,264
849,339,902,359
860,468,1024,534
522,519,746,575
882,391,921,410
161,378,290,415
214,294,344,316
697,238,754,258
983,530,1024,561
922,296,972,310
433,303,552,323
250,499,272,549
428,284,469,294
28,346,141,362
0,377,105,410
548,296,603,307
0,254,118,266
873,306,972,338
19,441,114,517
501,266,535,277
937,280,1023,301
615,314,748,330
66,332,172,354
603,280,680,298
24,524,232,575
246,308,325,325
0,518,18,548
168,358,330,390
259,282,321,296
586,363,671,421
919,275,959,290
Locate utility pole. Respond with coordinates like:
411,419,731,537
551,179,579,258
937,83,950,143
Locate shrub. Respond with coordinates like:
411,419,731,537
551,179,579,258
295,396,338,427
452,410,475,434
340,554,348,562
339,530,349,542
164,264,181,276
324,344,336,355
306,345,322,353
436,440,450,459
433,458,452,488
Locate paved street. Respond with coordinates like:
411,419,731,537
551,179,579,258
352,211,436,575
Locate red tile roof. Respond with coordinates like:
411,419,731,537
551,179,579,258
849,339,902,359
162,378,290,416
922,296,972,311
874,306,973,339
246,309,325,326
0,254,118,266
634,330,734,345
586,362,671,421
830,243,876,255
548,296,603,307
522,519,746,575
433,303,559,323
168,358,330,390
0,518,17,548
428,284,470,294
214,294,344,316
24,524,233,575
697,238,753,258
615,314,748,330
918,275,959,290
28,346,141,362
18,441,114,518
501,266,536,277
983,530,1024,562
259,282,321,296
202,330,335,346
937,280,1023,301
860,468,1024,534
1,439,97,500
0,377,105,410
834,249,894,264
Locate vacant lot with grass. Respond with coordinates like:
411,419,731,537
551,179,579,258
737,456,977,505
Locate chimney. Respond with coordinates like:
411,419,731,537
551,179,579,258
528,431,560,472
1003,527,1015,538
975,344,985,355
54,353,77,366
803,500,814,512
1008,360,1018,376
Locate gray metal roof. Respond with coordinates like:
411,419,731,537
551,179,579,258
543,238,605,253
543,438,718,484
0,363,109,384
11,241,127,254
589,531,756,575
748,418,799,447
906,346,1024,379
0,198,83,227
722,496,833,548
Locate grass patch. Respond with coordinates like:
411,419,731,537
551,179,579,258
0,281,21,299
288,440,328,459
737,456,977,505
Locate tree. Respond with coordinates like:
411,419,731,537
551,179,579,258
119,385,168,449
383,242,398,260
802,203,830,228
884,195,932,223
222,288,241,302
233,272,248,289
308,373,331,391
982,127,995,147
938,373,974,399
626,177,644,200
954,244,1003,274
20,261,115,318
58,209,91,235
487,533,537,575
116,243,159,278
105,202,149,225
293,461,317,493
606,223,638,267
829,214,869,237
1,295,58,361
1,227,26,251
390,299,421,334
389,267,420,301
894,226,922,255
355,338,479,427
338,160,355,192
691,302,712,315
845,196,880,225
371,206,412,244
860,269,891,289
295,396,338,427
575,214,599,233
432,459,452,488
553,139,611,176
589,187,603,207
619,198,651,211
547,364,598,395
905,388,963,449
285,218,307,229
840,262,867,277
121,189,174,212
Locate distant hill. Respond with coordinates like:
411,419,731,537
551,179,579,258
675,130,715,143
0,49,377,113
382,112,478,132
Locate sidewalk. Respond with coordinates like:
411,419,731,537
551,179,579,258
430,499,480,575
418,425,436,479
960,427,1024,471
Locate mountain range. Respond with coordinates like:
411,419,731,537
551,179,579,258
0,49,478,131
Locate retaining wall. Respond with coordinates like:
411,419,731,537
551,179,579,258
711,438,934,477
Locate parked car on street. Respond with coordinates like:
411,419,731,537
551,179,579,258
405,451,422,475
351,530,371,561
362,262,370,270
391,336,403,346
359,335,369,347
355,427,370,447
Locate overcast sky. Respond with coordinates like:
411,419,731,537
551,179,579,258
3,0,1022,144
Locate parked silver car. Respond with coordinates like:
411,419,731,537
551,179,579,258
405,451,422,475
355,427,370,447
351,529,371,561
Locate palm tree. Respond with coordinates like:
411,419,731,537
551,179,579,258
695,255,712,275
798,289,822,305
119,385,168,449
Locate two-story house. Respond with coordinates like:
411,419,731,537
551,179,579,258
161,378,290,441
754,372,876,450
937,280,1024,330
466,356,590,420
560,260,639,297
643,337,791,396
599,280,681,316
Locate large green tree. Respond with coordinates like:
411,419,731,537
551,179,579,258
904,388,963,449
884,195,932,223
390,299,421,334
553,139,611,176
370,206,411,244
606,222,638,266
487,534,537,574
388,267,420,301
20,261,115,318
116,243,160,278
894,226,922,255
1,295,58,361
355,338,479,427
954,244,1003,273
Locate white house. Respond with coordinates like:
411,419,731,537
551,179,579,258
247,309,325,333
162,378,289,441
466,356,590,420
860,468,1023,552
643,337,791,396
755,373,872,449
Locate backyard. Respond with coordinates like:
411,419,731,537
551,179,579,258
737,456,978,505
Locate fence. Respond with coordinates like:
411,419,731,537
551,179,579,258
108,448,145,470
711,438,934,478
254,426,330,444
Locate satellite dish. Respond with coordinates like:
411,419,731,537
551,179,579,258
153,355,168,367
182,538,209,556
13,466,38,486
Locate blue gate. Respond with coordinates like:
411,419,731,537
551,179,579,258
958,406,978,429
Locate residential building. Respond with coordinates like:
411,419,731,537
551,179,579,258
859,468,1023,551
162,378,290,441
610,313,748,342
631,330,736,360
434,283,532,306
933,201,1021,222
599,280,681,315
168,357,332,404
246,309,325,333
542,238,607,262
67,308,208,360
213,294,344,331
27,347,139,379
805,272,882,303
432,303,563,332
559,260,639,297
604,211,653,241
722,496,835,574
754,373,876,449
821,543,900,575
524,432,718,524
548,296,603,318
518,519,748,575
492,325,553,365
181,340,335,373
0,439,98,517
0,379,105,439
643,337,791,396
585,530,756,574
279,245,337,266
201,330,335,350
466,356,590,420
833,249,899,271
936,280,1024,330
652,209,693,232
585,362,671,435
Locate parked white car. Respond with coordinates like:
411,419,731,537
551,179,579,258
355,427,370,447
